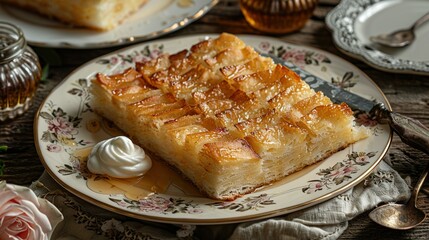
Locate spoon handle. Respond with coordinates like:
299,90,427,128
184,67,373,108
371,103,429,155
412,12,429,30
410,164,429,207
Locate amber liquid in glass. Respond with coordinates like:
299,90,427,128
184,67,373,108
0,23,41,121
0,66,39,109
240,0,318,34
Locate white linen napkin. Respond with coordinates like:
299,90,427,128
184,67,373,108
31,160,410,240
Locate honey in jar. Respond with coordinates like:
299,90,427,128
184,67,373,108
0,22,41,121
240,0,319,34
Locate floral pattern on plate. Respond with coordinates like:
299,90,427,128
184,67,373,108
109,195,204,215
95,44,164,72
207,194,275,212
40,79,92,151
302,151,376,194
35,34,391,224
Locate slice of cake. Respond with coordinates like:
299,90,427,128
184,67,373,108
1,0,148,30
90,33,369,200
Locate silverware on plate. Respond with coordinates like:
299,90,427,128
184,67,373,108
266,54,429,155
267,54,429,229
369,12,429,48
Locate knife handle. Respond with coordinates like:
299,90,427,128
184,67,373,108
370,103,429,155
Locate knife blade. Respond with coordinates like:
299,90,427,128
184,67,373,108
265,54,429,155
278,59,376,113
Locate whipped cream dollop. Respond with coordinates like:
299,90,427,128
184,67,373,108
87,136,152,178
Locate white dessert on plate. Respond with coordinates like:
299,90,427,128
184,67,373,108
87,136,152,178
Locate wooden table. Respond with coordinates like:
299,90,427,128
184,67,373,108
1,0,428,239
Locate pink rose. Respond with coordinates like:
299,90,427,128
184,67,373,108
46,144,62,153
47,116,77,138
0,181,63,240
110,56,119,65
259,41,271,51
305,182,324,194
139,195,171,212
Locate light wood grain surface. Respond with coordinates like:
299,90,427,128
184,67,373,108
1,0,428,239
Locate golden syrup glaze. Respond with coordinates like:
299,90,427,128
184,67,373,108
72,146,202,201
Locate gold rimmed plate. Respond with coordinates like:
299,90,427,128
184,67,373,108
34,34,392,224
0,0,218,49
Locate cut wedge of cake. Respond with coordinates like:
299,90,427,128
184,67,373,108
90,33,369,200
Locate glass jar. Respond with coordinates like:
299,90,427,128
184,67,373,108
0,22,41,121
240,0,319,34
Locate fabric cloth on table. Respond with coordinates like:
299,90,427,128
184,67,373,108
30,160,410,240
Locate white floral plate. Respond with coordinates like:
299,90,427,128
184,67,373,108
35,34,392,224
0,0,218,49
326,0,429,75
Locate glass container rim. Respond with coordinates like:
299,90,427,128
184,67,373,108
0,21,26,63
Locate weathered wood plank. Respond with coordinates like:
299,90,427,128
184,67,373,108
0,0,428,238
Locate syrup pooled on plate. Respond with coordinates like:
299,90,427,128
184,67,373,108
73,144,201,200
87,136,152,178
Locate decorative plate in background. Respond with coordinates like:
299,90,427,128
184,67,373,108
326,0,429,75
35,34,392,224
0,0,218,49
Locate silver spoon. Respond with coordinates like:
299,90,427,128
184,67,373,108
370,12,429,47
369,164,428,230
